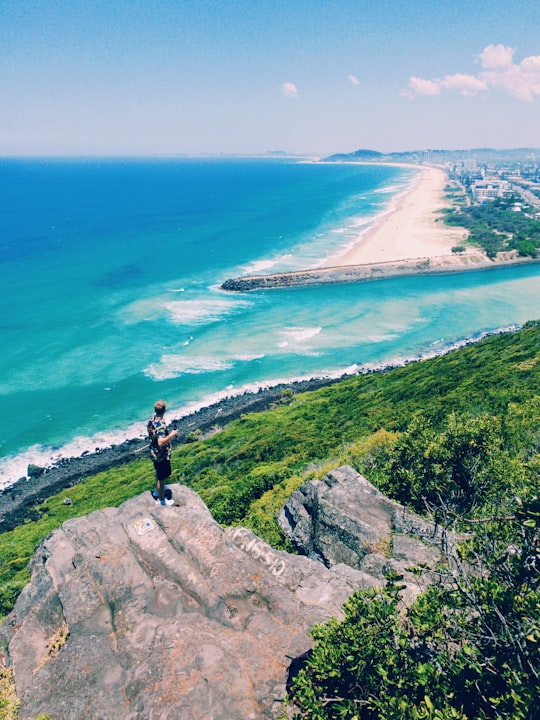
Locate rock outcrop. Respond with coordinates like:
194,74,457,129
278,465,446,604
0,483,371,720
0,468,446,719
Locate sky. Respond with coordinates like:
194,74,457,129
1,0,539,156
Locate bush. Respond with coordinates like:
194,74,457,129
517,239,538,257
288,490,540,719
378,412,513,517
0,668,19,720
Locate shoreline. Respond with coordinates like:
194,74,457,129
329,165,467,266
0,376,340,531
0,325,519,532
0,165,466,493
1,164,536,531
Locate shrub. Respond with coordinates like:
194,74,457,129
288,490,540,719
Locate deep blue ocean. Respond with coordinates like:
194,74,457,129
1,157,539,487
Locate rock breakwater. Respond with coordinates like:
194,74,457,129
221,252,537,291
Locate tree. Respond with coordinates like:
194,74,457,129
379,413,511,517
287,411,539,719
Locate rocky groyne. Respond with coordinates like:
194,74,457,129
221,252,538,291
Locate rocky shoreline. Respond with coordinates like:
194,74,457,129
221,252,539,291
0,320,524,532
0,376,343,532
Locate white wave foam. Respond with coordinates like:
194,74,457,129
241,254,293,275
363,334,398,343
120,295,251,327
350,215,374,228
163,297,252,325
235,353,265,362
144,351,265,381
144,355,234,381
374,182,409,194
280,326,322,343
118,298,165,324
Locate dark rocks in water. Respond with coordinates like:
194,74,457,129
220,255,540,293
27,463,45,478
0,483,370,720
0,440,149,533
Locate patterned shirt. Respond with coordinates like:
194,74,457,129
147,415,171,462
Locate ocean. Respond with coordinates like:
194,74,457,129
1,157,539,488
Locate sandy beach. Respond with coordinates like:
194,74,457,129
221,163,539,292
330,165,469,266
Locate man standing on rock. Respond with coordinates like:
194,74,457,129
147,400,178,506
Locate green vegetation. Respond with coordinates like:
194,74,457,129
0,669,18,720
288,492,539,719
284,323,540,719
443,195,540,259
1,321,539,718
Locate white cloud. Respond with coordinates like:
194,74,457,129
405,76,441,96
281,81,299,98
479,44,514,70
347,74,360,86
404,44,540,102
479,45,540,101
441,73,488,96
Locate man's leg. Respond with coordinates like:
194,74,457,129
152,463,162,500
155,460,171,502
157,475,165,501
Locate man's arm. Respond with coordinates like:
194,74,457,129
157,429,178,447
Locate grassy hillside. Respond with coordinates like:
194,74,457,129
1,321,538,719
1,321,538,622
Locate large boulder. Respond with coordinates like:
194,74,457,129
278,465,445,602
0,484,371,720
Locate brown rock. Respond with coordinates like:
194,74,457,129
0,484,368,720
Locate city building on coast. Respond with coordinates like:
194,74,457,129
472,179,511,202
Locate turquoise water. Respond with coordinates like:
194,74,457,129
1,157,539,486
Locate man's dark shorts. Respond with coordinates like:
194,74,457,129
154,459,171,481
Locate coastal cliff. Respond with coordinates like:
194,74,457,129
0,323,538,719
